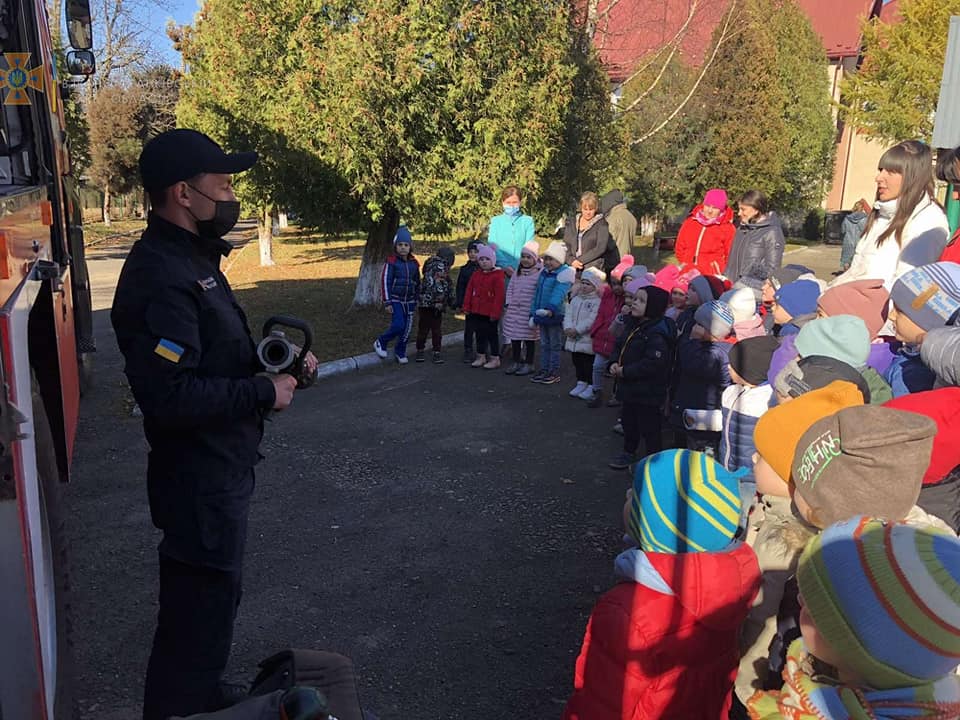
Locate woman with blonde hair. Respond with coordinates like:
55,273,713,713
838,198,870,274
562,191,619,274
832,140,949,289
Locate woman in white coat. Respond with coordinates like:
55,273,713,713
832,140,949,291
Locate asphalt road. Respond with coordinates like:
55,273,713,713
67,238,841,719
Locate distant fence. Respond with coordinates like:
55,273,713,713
79,186,145,224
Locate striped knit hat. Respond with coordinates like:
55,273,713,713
628,450,747,554
798,516,960,689
890,262,960,331
694,300,735,339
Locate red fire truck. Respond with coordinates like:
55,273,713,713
0,0,95,715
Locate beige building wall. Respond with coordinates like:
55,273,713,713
822,57,886,211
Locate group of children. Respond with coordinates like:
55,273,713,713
370,222,960,719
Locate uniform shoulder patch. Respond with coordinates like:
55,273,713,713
154,338,185,364
197,276,218,291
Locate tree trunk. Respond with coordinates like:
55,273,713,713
271,208,280,236
352,206,400,307
102,185,111,226
258,205,275,266
278,211,288,229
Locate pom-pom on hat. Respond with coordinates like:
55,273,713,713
626,449,746,553
890,262,960,331
610,255,635,281
797,516,960,689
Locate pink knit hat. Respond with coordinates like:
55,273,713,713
476,244,496,263
610,255,635,281
654,265,680,292
675,268,700,294
521,240,539,258
703,188,728,209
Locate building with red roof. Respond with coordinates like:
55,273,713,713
594,0,896,211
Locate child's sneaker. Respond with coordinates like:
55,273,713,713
580,386,598,403
432,351,444,364
373,339,388,359
541,372,561,385
471,354,487,368
396,355,409,365
415,350,426,363
483,356,501,370
568,381,588,398
503,362,520,375
608,452,636,470
530,369,548,383
515,364,533,376
462,349,475,364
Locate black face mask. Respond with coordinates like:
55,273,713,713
187,184,241,238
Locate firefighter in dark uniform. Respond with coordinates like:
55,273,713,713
111,129,316,720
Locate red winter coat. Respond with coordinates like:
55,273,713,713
563,542,760,720
463,268,506,320
675,205,736,276
590,284,626,356
941,230,960,264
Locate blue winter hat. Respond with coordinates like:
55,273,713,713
775,279,821,318
627,450,747,554
394,226,413,248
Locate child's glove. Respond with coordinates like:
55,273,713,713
535,309,551,317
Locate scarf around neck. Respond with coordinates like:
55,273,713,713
747,639,960,720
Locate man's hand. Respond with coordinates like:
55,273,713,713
564,327,576,338
609,362,623,378
271,374,297,410
503,266,515,278
384,304,393,314
572,259,584,270
300,351,319,379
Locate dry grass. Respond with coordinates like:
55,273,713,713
227,228,473,362
83,219,147,244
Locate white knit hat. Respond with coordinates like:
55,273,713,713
581,266,606,287
544,241,567,264
721,287,758,323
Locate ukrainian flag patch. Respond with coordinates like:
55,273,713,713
154,338,185,364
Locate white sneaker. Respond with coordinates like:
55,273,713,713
579,386,597,402
396,355,409,365
569,381,588,398
373,339,388,358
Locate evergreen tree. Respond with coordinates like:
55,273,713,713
840,0,960,143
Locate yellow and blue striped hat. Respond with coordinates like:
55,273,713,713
628,450,747,554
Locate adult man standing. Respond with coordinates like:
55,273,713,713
600,189,637,259
111,129,314,720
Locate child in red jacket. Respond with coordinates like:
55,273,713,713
563,449,760,720
463,244,506,369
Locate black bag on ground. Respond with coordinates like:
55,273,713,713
249,650,364,720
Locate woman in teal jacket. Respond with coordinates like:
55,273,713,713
489,185,536,281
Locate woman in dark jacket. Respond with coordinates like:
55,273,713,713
724,190,785,290
564,191,619,274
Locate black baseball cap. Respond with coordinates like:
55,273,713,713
139,128,258,192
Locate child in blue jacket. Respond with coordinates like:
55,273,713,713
529,241,575,384
373,226,420,364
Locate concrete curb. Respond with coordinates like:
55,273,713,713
316,330,466,380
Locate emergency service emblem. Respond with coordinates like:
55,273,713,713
154,339,185,364
0,53,44,106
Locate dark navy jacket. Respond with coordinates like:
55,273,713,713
111,214,274,569
610,316,675,405
670,337,733,425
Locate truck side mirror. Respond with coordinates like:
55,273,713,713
66,0,93,50
66,50,95,77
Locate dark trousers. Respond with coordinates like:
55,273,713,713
143,555,243,720
415,307,443,351
511,340,536,364
571,352,594,383
463,313,478,351
470,314,499,356
622,401,663,456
